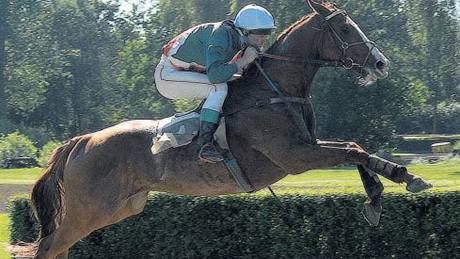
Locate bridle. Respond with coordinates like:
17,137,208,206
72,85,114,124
261,9,378,71
226,9,382,144
322,9,377,70
229,7,385,211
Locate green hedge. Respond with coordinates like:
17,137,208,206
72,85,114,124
9,193,460,258
7,197,39,243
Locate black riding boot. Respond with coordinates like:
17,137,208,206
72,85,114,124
198,121,224,163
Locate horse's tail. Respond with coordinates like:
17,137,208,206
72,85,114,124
31,136,82,239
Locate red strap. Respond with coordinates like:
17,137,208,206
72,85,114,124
162,35,180,56
229,50,242,64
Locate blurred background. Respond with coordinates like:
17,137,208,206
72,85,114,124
0,0,459,153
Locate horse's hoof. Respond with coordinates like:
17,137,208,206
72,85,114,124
406,177,433,193
362,202,382,227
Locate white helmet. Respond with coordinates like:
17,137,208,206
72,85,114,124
234,4,275,34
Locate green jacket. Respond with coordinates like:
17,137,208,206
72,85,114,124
171,21,242,84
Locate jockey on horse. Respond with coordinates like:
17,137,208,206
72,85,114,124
154,4,275,163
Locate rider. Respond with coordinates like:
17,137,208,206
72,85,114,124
154,4,275,163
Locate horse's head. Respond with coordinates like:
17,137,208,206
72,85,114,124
307,0,389,86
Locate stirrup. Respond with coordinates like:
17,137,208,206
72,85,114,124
198,143,224,163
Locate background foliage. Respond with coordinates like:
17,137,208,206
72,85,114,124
0,0,458,151
37,140,62,167
0,131,37,167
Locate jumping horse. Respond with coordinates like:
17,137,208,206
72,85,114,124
30,1,431,258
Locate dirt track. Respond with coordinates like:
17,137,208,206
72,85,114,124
0,184,32,213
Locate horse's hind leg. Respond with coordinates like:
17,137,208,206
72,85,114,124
34,215,94,259
55,251,68,259
34,191,149,259
106,191,149,225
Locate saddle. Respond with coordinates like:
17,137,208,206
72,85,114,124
151,112,254,192
151,112,228,154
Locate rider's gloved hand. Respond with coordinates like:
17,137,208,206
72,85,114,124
236,46,259,73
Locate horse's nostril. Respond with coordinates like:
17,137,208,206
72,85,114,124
375,60,386,70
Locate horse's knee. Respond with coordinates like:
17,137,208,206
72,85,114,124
34,235,54,259
107,193,148,225
347,148,369,164
348,142,365,151
56,250,69,259
128,193,147,215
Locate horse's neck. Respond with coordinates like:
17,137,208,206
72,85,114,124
260,17,322,97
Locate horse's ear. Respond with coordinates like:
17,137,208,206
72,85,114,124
305,0,332,17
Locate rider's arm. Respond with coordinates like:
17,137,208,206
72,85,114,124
206,26,239,84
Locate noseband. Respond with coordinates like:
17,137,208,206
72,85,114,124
262,9,378,70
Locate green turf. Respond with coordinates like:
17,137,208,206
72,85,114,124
391,152,419,157
0,214,11,259
0,168,43,185
0,160,459,193
399,134,460,141
263,158,460,195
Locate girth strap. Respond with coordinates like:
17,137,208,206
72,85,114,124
261,97,309,105
254,61,314,143
224,97,308,117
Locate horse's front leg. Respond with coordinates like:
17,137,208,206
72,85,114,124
314,140,432,191
315,141,386,225
316,140,365,150
257,140,432,194
259,141,431,225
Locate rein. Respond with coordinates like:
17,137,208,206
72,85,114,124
260,52,344,68
260,8,379,71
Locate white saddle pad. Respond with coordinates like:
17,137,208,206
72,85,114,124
151,112,228,155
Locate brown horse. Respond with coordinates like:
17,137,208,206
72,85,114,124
30,1,431,258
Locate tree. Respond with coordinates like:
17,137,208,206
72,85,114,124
0,0,10,119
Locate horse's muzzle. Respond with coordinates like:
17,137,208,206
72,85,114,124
375,60,386,70
373,59,389,79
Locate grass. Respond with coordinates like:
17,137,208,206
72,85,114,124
398,134,460,140
0,214,11,259
0,159,459,194
262,158,460,195
391,152,419,157
0,168,42,185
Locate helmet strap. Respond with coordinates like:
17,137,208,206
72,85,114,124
235,27,249,49
239,35,249,49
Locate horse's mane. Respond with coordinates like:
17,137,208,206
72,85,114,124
267,2,338,52
240,2,339,80
276,14,313,42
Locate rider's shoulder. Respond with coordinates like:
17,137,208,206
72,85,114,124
211,20,239,37
219,20,237,31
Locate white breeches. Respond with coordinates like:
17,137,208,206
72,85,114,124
154,55,228,112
